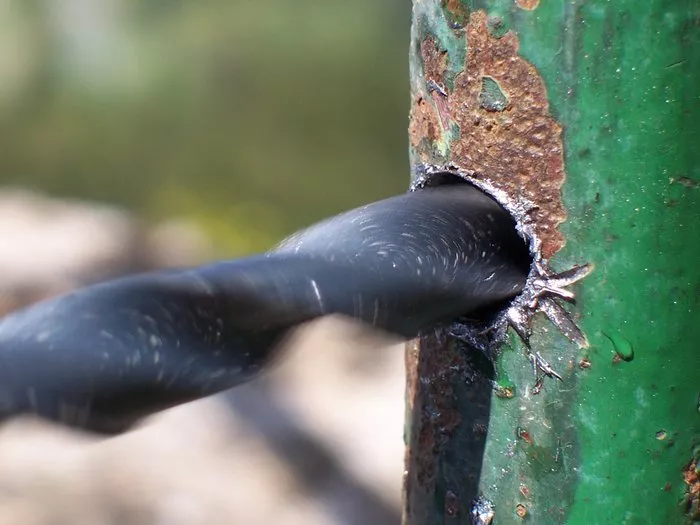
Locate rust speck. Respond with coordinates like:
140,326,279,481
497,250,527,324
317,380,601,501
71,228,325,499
515,0,540,11
683,454,700,519
519,484,530,498
515,503,528,518
517,427,533,444
494,384,515,399
578,358,592,369
450,11,567,258
445,490,460,518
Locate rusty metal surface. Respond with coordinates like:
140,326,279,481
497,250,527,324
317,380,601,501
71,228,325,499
405,4,574,524
409,10,566,259
404,333,494,523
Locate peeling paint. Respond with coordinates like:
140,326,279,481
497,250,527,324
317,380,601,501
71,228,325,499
454,11,566,258
479,76,509,112
406,7,578,524
410,10,567,259
407,1,700,523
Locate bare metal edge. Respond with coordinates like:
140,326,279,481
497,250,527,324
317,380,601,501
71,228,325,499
411,163,593,381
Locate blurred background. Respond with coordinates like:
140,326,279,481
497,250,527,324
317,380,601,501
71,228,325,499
0,1,412,524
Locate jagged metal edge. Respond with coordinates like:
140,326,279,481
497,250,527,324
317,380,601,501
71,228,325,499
410,163,593,381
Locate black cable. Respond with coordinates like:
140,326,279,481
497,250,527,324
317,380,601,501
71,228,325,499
0,184,530,433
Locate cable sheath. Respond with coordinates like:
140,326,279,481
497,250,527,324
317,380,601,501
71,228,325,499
0,185,530,432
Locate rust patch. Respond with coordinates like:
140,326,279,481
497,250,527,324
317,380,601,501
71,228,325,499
405,10,574,521
675,175,699,189
452,11,566,258
404,330,492,522
515,0,540,11
404,333,463,488
412,11,567,258
410,97,442,144
409,37,452,161
421,38,452,129
421,36,448,86
684,454,700,520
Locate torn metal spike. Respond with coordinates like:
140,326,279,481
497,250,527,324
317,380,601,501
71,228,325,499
527,352,538,377
506,304,532,347
416,165,594,387
529,351,563,381
546,263,594,289
538,296,589,348
530,264,593,304
551,263,593,280
531,282,576,302
533,259,552,277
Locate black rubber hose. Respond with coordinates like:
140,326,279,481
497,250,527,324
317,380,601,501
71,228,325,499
0,184,531,433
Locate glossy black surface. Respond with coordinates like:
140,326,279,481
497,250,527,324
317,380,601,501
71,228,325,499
0,184,530,433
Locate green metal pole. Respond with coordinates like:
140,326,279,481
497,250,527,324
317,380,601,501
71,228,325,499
404,1,700,524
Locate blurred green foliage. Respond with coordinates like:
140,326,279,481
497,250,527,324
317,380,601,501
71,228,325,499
0,0,410,255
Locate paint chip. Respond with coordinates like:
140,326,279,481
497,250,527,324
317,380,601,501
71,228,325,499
480,76,509,111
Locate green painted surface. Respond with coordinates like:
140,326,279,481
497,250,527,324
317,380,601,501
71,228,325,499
407,0,699,523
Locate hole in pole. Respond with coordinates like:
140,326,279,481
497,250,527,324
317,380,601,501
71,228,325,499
412,168,534,288
411,169,535,354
